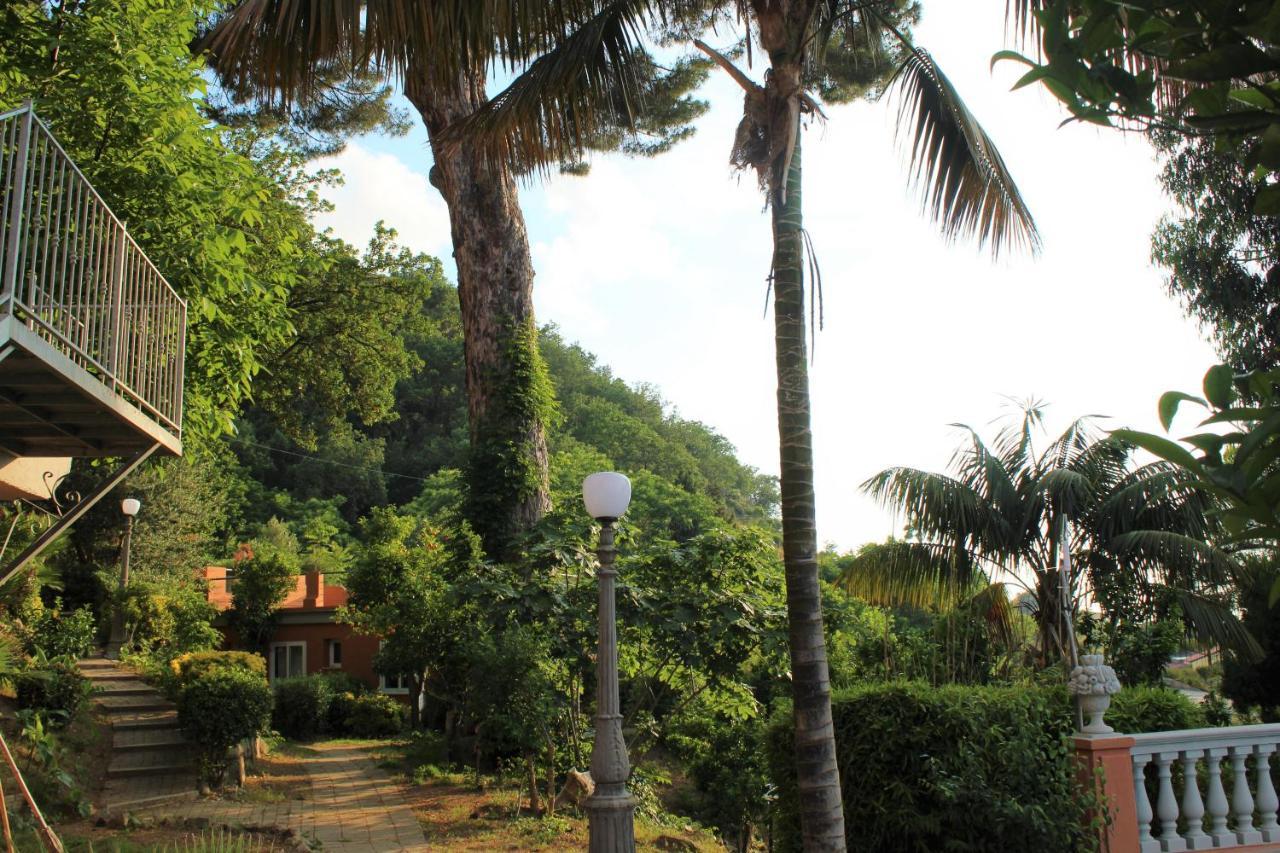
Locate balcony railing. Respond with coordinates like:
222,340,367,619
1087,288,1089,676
0,103,185,437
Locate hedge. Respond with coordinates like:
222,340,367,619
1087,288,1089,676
766,682,1093,853
177,667,273,789
170,650,266,683
273,676,334,740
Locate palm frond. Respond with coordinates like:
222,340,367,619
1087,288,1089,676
838,540,984,610
961,580,1019,649
1109,530,1240,588
438,0,661,176
884,48,1040,257
1167,587,1263,661
861,467,999,543
200,0,608,104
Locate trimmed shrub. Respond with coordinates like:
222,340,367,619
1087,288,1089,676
272,676,334,740
15,658,93,723
178,668,273,789
766,682,1093,853
342,693,405,738
171,650,266,683
320,670,368,696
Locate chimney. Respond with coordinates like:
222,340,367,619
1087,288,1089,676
304,572,323,608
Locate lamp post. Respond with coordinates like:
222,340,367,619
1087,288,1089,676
582,471,635,853
104,498,140,660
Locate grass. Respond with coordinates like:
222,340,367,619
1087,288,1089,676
15,824,284,851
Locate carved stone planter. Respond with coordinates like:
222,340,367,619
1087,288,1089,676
1068,654,1122,734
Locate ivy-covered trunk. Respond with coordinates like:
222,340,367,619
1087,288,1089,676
770,126,847,850
405,68,552,559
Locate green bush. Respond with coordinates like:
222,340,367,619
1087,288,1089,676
272,675,333,740
320,669,368,696
341,693,405,737
15,658,93,723
177,668,273,789
766,682,1094,853
20,603,97,659
121,581,220,661
1107,686,1205,733
172,650,266,684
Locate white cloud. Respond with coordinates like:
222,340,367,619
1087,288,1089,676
311,142,452,258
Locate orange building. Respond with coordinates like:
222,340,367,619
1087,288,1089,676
202,568,410,698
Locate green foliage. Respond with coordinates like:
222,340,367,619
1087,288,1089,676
120,579,221,663
15,658,93,724
178,667,274,788
1107,686,1206,733
340,692,406,738
464,625,559,757
666,703,773,851
465,319,557,558
856,405,1245,664
0,0,305,439
271,676,334,741
1222,563,1280,721
229,519,301,651
766,682,1093,853
171,650,266,684
17,602,96,659
1152,133,1280,372
1001,0,1280,213
1080,611,1184,687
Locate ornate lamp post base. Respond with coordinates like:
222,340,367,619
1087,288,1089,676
586,788,637,853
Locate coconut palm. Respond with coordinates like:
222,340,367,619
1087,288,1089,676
844,404,1260,668
446,3,1038,847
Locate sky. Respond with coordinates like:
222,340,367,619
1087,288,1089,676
311,0,1221,551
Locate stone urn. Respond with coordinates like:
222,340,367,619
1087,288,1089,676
1067,654,1122,734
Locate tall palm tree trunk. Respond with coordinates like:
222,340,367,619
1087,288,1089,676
771,128,847,852
405,68,552,559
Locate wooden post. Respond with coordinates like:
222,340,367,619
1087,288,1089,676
0,732,61,852
0,771,14,853
1074,734,1139,853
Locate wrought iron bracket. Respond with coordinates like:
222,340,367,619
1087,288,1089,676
0,443,159,588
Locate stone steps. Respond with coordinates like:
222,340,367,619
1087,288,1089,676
77,657,196,816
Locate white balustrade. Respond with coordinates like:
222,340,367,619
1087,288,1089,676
1129,724,1280,851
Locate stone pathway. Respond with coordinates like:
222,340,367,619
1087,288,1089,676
77,656,197,815
140,742,428,851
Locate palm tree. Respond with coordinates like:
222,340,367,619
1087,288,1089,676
844,404,1260,666
199,3,705,559
447,3,1038,848
207,2,1037,846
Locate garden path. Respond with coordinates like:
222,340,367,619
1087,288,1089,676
139,741,428,851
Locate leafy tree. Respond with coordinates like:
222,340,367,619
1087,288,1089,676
201,0,711,557
229,519,301,652
1152,133,1280,371
848,404,1255,665
251,225,446,448
0,0,307,438
1001,0,1280,213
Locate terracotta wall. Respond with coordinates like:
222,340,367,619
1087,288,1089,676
267,623,383,691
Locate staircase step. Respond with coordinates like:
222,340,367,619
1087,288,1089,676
93,683,155,697
96,695,175,713
107,762,193,780
110,711,181,731
113,731,187,752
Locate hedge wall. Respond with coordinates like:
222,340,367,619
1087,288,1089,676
766,682,1091,853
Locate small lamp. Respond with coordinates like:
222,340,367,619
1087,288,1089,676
582,472,631,521
121,498,141,517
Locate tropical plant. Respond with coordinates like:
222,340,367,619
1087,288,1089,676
199,1,710,558
1115,363,1280,609
999,0,1280,214
845,404,1257,667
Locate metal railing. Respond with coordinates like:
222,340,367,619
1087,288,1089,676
0,103,185,436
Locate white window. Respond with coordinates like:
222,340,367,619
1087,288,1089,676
327,639,342,668
379,672,409,694
270,642,306,681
